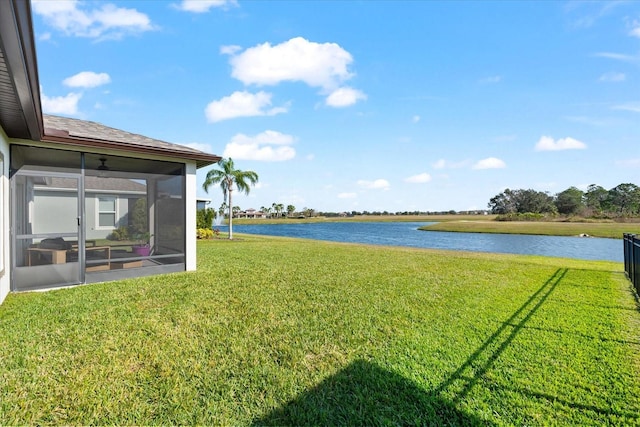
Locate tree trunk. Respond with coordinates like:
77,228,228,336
227,188,233,240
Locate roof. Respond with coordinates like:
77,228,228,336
43,115,221,169
0,1,220,169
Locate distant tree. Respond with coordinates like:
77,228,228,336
554,187,584,215
287,205,296,217
583,184,608,214
488,188,556,215
488,189,517,214
274,203,284,218
606,183,640,215
202,158,258,239
218,202,227,218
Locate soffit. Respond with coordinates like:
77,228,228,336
0,0,42,140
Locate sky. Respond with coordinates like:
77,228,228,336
30,0,640,213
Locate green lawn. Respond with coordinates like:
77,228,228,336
420,220,640,239
1,236,639,425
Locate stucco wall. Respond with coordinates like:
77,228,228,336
186,162,197,271
0,127,10,304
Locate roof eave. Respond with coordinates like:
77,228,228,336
0,0,43,140
41,132,221,169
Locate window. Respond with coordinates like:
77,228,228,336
97,196,116,228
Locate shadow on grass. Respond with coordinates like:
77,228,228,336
256,268,632,424
433,268,567,402
252,359,490,426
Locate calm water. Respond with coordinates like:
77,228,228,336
222,221,622,262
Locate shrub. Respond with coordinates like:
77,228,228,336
196,228,214,239
107,226,130,241
495,212,546,222
196,208,215,230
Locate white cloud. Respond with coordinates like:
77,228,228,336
493,134,517,142
338,192,357,199
412,115,421,123
63,71,111,88
325,87,367,107
357,179,390,190
223,130,296,162
41,90,82,115
32,0,154,40
220,45,242,55
598,72,626,82
472,157,506,170
615,158,640,168
432,159,472,169
479,75,502,84
229,37,353,88
612,102,640,113
404,173,432,184
205,91,288,122
629,22,640,38
534,136,587,151
175,0,236,13
182,142,214,153
593,52,639,63
432,159,446,169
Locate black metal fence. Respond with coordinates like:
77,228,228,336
623,233,640,298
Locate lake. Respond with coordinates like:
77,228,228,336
222,221,622,262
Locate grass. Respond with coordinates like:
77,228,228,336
1,235,639,425
420,220,640,239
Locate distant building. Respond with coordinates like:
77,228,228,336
196,198,211,211
236,208,268,219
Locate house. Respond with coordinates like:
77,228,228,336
0,1,221,302
236,208,268,219
196,198,212,211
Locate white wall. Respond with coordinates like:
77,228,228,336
0,128,10,304
185,162,197,271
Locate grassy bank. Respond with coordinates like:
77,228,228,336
1,236,639,425
420,220,640,239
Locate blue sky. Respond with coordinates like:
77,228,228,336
31,0,640,213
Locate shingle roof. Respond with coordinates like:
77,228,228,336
43,114,220,168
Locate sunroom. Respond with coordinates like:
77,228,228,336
9,117,220,292
0,1,220,299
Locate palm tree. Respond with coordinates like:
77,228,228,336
287,205,295,217
202,158,258,239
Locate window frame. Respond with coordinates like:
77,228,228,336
95,195,118,230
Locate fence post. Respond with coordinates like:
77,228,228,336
624,233,640,298
634,235,640,298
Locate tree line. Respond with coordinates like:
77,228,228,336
488,183,640,217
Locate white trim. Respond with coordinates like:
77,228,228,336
185,162,197,271
0,129,10,304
